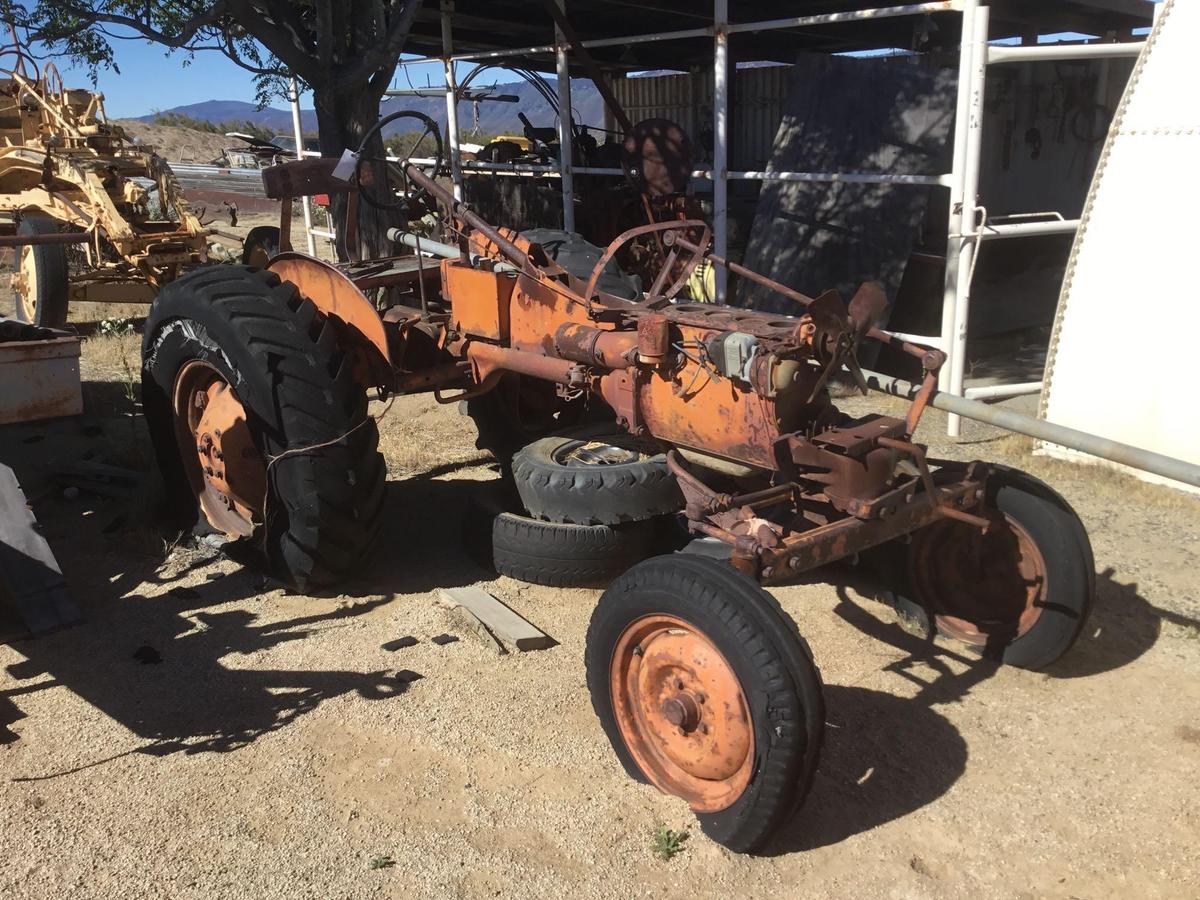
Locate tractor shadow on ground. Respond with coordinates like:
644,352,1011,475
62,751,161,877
826,561,1178,681
765,559,1189,853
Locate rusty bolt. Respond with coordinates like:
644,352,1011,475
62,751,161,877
215,450,224,461
695,692,706,704
214,428,223,438
204,466,213,476
675,679,685,690
632,645,643,657
699,723,709,736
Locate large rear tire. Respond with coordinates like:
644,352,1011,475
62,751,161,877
586,555,824,853
141,265,386,590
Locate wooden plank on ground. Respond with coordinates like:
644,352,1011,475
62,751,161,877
439,587,554,652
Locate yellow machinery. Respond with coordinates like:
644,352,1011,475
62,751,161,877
0,41,209,326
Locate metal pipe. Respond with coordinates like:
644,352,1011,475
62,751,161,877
987,41,1144,64
553,0,576,232
727,1,963,34
389,228,521,274
939,0,978,398
947,6,990,437
388,229,460,260
963,381,1043,401
0,231,92,248
288,76,317,256
441,2,464,201
398,27,715,66
977,218,1080,239
862,369,1200,489
403,164,530,267
713,0,729,303
727,170,952,185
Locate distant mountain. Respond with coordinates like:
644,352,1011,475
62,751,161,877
137,79,606,141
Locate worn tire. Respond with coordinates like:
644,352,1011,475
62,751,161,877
492,511,656,587
512,427,682,525
14,217,69,328
240,225,281,269
872,465,1094,670
586,555,825,853
141,265,386,590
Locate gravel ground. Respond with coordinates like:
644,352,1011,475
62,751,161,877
1,318,1198,899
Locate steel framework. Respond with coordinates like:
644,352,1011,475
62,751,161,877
289,0,1150,436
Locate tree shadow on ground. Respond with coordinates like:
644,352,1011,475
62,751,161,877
1,430,502,766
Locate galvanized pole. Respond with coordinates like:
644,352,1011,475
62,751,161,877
713,0,730,303
441,1,463,201
939,0,978,381
288,76,317,255
554,0,577,232
862,368,1200,490
946,6,990,437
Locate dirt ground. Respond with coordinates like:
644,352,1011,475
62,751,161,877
1,289,1198,898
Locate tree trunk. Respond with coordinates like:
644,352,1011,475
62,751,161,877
312,85,395,261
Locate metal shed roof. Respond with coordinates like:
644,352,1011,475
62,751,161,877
403,1,1155,73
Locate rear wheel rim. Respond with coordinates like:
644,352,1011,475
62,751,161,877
552,440,643,467
610,614,754,812
911,511,1047,645
172,359,266,538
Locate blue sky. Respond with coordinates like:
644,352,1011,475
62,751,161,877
51,38,450,118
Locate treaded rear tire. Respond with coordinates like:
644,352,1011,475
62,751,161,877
586,554,825,854
141,265,386,590
492,511,656,587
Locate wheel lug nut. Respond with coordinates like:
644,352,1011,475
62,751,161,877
675,679,685,690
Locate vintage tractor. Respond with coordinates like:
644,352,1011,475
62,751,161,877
139,123,1093,854
0,38,209,326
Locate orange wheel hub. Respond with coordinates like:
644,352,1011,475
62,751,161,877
911,510,1047,645
172,360,266,538
610,615,754,812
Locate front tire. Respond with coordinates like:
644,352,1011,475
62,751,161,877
141,266,386,590
14,217,69,328
586,555,824,853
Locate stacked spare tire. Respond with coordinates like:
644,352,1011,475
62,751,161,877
482,426,684,587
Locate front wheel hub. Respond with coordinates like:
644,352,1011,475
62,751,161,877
610,614,753,812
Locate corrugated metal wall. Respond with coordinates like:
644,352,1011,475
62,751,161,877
612,66,791,170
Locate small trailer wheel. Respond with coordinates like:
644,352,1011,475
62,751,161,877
13,217,69,328
586,555,824,854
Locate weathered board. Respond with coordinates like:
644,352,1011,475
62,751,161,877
439,587,553,652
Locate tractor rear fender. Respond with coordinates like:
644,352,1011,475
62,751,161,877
267,253,392,391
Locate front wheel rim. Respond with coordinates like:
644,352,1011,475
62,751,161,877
610,614,754,813
15,246,37,322
172,359,266,538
